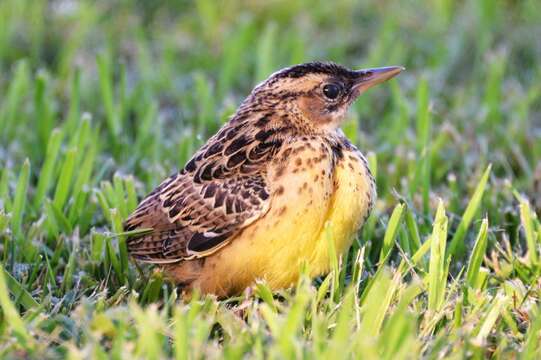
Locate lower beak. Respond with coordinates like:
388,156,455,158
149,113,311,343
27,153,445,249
352,66,404,94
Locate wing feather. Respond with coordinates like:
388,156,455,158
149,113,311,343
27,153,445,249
124,119,282,263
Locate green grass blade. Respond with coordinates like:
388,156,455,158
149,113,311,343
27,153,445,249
0,266,33,347
325,221,339,301
522,307,541,360
255,22,277,83
466,218,489,289
34,70,54,153
11,159,30,238
0,60,29,141
1,265,39,310
520,199,539,265
255,280,277,312
367,152,377,181
473,294,508,347
359,268,398,337
52,147,77,210
427,200,447,313
125,176,138,214
111,208,129,281
0,166,11,211
61,250,76,293
97,53,120,137
33,128,64,208
66,68,80,134
380,203,404,262
448,164,491,258
414,77,431,214
404,207,422,254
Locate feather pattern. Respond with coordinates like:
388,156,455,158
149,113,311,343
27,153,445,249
124,112,289,263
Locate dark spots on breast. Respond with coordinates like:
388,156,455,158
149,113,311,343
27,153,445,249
282,148,292,159
275,166,286,179
290,147,302,157
225,135,249,155
275,185,285,195
313,153,329,163
348,162,355,171
295,158,302,166
276,206,287,216
314,174,319,182
298,182,309,194
361,156,369,167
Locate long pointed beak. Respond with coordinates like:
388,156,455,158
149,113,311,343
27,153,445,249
352,66,404,95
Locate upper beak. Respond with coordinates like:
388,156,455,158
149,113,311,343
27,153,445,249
352,66,404,94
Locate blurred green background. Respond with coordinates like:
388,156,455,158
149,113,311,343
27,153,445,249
1,0,541,357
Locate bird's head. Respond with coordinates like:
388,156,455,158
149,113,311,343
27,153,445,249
246,62,404,133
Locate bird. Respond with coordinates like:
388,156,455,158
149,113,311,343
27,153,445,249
124,62,403,298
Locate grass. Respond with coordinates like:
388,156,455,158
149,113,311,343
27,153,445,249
1,0,541,358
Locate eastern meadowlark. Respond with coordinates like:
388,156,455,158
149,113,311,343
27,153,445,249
124,62,403,297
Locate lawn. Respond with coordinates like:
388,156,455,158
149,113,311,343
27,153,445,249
1,0,540,358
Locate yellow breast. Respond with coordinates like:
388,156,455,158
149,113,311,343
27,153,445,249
194,138,375,296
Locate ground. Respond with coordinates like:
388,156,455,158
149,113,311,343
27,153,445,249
0,0,540,358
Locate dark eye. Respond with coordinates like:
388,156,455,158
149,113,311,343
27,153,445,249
323,83,341,100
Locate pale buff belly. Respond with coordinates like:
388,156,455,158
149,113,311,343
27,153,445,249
179,143,375,297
